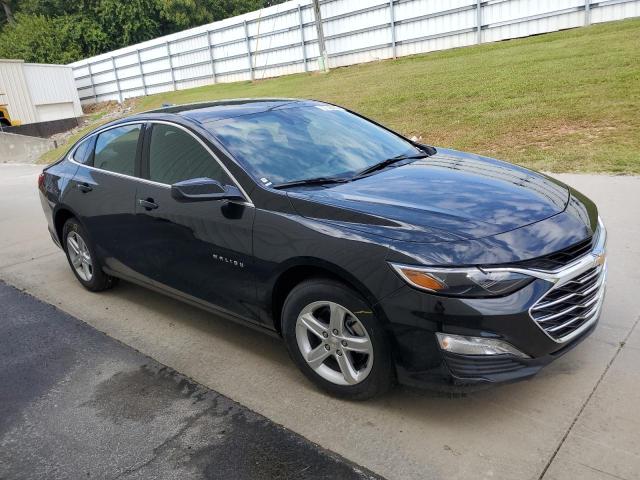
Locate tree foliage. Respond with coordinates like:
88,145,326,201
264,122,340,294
0,0,286,63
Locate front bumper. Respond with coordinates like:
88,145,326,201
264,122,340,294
399,320,598,392
378,228,607,391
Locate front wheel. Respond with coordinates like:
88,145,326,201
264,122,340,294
282,279,395,400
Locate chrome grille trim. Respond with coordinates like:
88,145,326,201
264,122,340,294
533,276,603,323
564,267,600,285
546,295,604,333
529,264,606,343
526,218,607,344
532,271,605,310
529,264,606,345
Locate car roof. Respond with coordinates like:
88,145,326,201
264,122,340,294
143,98,324,123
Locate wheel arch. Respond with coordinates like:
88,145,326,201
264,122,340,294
269,257,384,335
53,205,82,245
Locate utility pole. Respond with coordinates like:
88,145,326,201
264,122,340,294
312,0,329,73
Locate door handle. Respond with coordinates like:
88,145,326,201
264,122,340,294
138,198,159,211
76,182,93,193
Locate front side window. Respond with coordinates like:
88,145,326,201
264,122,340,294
94,125,141,176
205,103,421,185
148,124,229,185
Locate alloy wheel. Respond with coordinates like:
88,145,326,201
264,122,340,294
67,231,93,282
295,301,374,386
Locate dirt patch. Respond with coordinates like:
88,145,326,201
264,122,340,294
81,98,138,117
84,364,209,424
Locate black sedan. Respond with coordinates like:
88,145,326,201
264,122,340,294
38,99,607,399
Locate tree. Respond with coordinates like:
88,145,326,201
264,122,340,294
0,0,288,63
94,0,162,50
0,14,107,63
157,0,219,33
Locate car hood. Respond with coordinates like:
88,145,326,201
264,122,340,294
286,148,570,243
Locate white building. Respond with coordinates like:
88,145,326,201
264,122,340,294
0,59,83,125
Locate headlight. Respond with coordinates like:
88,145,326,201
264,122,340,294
595,215,606,251
390,263,534,297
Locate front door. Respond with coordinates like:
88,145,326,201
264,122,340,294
133,122,257,322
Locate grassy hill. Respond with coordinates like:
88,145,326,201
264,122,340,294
42,18,640,173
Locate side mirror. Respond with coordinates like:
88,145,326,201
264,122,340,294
171,178,245,202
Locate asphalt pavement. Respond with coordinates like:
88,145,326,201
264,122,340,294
0,281,380,480
1,163,639,480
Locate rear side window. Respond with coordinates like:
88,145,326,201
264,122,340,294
72,137,94,165
148,124,230,185
94,125,142,176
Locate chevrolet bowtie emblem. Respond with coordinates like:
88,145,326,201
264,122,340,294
594,252,606,267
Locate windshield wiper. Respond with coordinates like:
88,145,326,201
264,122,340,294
353,153,429,179
273,176,350,189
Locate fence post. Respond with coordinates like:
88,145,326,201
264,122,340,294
111,57,123,104
298,5,308,72
136,50,147,96
243,20,255,81
206,31,217,83
585,0,591,25
477,0,482,44
166,42,177,91
86,63,97,103
312,0,329,73
389,0,396,59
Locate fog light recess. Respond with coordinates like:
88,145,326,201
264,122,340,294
436,333,529,358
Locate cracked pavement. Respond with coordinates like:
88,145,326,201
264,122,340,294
1,163,640,479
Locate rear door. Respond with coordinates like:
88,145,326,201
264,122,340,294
68,123,145,274
133,121,258,322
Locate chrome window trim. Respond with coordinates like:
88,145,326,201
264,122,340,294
68,119,254,206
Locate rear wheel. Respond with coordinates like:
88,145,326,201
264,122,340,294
62,218,117,292
282,279,394,400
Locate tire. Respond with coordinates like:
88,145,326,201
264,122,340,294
282,278,395,400
62,218,117,292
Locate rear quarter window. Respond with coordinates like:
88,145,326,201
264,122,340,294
71,137,95,165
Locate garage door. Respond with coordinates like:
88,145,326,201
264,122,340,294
35,102,77,122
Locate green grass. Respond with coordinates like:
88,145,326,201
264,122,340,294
41,18,640,173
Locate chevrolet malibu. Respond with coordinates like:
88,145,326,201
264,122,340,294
38,99,607,399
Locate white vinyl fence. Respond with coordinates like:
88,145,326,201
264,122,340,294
70,0,640,105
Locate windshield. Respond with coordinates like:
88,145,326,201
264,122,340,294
205,104,421,185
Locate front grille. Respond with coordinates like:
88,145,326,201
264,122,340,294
514,236,593,270
530,264,606,341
